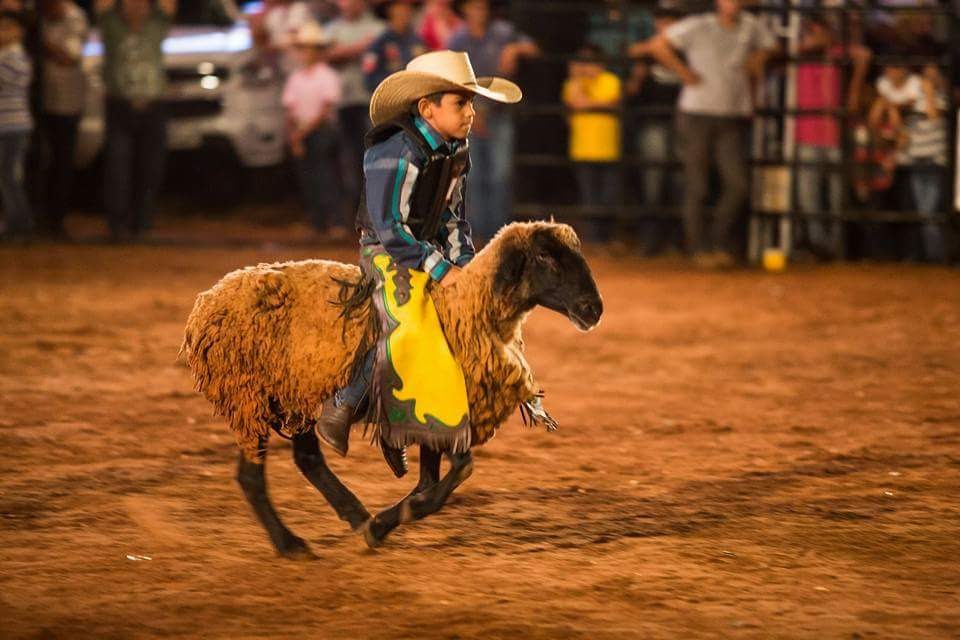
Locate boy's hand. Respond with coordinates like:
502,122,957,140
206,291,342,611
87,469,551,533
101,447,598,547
440,266,462,287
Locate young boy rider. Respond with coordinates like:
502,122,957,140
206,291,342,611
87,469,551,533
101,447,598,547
316,50,521,463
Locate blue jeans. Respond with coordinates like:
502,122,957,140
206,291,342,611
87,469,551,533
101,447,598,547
909,164,945,262
296,124,341,231
796,144,842,255
467,112,514,242
103,98,167,239
637,121,682,253
0,130,32,235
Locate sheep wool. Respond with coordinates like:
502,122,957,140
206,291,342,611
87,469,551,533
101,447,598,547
182,222,576,460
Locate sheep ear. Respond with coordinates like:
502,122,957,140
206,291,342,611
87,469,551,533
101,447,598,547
493,240,526,296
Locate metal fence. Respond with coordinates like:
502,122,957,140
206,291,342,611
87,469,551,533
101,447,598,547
506,0,958,262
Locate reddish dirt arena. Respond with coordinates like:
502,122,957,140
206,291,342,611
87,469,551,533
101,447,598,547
1,229,959,639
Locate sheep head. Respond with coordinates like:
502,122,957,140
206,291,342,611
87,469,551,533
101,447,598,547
489,222,603,331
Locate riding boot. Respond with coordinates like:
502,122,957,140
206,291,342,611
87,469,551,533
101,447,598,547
316,402,355,457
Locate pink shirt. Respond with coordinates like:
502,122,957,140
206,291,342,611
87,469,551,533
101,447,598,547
795,47,842,148
282,62,342,130
418,11,462,50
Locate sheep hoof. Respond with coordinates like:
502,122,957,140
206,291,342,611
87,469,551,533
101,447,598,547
358,517,384,549
277,536,316,561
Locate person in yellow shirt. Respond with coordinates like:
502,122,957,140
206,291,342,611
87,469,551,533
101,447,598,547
562,44,622,242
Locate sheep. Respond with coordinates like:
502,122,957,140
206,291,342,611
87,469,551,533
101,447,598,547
181,221,603,557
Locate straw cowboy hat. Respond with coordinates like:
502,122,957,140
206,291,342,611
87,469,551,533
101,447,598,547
369,50,522,126
293,21,332,47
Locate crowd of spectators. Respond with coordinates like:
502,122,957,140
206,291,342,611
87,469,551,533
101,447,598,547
0,0,954,265
570,0,955,264
0,0,537,244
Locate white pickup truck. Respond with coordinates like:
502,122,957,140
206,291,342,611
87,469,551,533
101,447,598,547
77,0,287,198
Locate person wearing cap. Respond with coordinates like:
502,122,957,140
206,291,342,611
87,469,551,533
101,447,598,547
362,0,426,93
282,21,343,234
314,49,520,461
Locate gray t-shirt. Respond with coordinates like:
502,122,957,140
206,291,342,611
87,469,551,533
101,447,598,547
665,12,776,117
327,12,385,107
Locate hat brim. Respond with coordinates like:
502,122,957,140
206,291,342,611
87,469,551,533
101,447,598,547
369,70,522,126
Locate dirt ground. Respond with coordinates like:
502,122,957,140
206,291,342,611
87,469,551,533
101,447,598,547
1,220,959,639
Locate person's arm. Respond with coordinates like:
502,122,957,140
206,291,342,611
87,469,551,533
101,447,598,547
44,10,88,67
365,141,454,282
627,36,654,59
745,19,781,81
624,61,649,97
647,33,699,86
846,44,872,115
919,65,944,120
439,172,476,269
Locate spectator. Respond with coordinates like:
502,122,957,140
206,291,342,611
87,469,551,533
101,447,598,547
262,0,314,73
362,0,425,92
793,15,872,260
626,5,684,256
96,0,176,242
327,0,385,218
417,0,460,51
868,65,919,208
447,0,538,242
0,10,32,241
586,0,654,58
38,0,87,240
562,44,621,243
903,64,949,261
648,0,778,268
283,21,343,236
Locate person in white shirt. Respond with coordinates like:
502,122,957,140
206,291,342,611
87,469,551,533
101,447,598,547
38,0,88,238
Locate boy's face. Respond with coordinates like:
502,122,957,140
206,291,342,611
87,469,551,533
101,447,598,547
420,92,476,141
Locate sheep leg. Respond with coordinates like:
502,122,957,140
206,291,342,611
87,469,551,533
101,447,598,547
291,429,371,530
236,439,314,560
361,449,473,548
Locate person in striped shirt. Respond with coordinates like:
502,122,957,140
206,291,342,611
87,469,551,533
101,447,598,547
0,10,33,240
